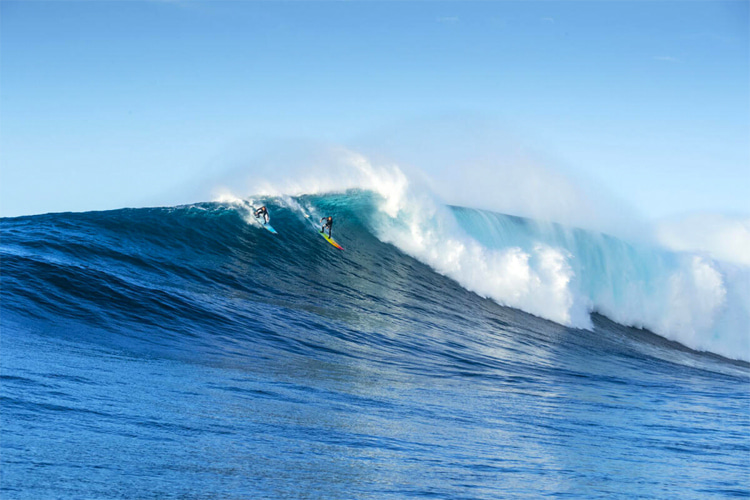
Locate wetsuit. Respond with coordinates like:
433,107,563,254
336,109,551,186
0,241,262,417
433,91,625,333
254,206,269,224
321,216,333,237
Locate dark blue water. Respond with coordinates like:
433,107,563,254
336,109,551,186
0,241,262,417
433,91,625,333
2,196,749,499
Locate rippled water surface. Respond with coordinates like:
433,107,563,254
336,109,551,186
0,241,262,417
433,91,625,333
2,199,748,499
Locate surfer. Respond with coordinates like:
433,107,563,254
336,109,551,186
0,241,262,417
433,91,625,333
254,206,270,224
320,216,333,237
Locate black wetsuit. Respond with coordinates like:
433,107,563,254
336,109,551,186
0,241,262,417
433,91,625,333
255,207,269,224
321,217,333,237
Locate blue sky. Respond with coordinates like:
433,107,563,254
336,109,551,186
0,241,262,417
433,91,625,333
1,1,747,218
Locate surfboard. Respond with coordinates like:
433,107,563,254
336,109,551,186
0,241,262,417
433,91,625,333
319,230,343,250
251,206,277,234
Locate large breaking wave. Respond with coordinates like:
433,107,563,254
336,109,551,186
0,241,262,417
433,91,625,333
221,151,749,361
3,150,747,362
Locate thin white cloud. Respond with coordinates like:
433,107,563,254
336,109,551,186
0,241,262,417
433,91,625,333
437,17,459,24
541,17,555,23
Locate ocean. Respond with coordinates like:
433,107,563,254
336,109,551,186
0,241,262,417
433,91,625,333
2,191,749,499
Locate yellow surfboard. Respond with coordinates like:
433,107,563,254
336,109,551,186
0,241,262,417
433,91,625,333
319,231,344,251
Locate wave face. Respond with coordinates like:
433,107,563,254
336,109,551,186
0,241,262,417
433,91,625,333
2,196,749,499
